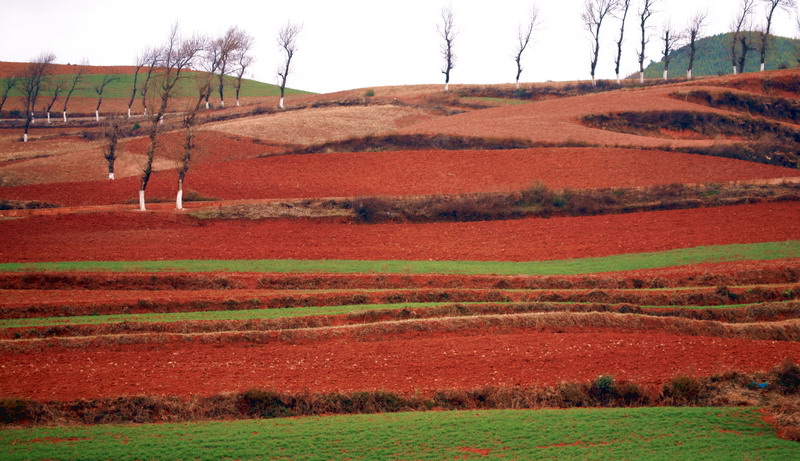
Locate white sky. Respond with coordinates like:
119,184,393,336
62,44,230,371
0,0,797,93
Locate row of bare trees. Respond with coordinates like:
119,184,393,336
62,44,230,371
581,0,797,84
438,1,797,92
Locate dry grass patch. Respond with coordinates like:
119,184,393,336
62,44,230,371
209,105,439,146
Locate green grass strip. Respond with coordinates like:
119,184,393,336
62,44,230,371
0,302,476,329
0,241,797,276
2,301,782,329
0,407,795,460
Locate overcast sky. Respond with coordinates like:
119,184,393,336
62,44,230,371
1,0,797,93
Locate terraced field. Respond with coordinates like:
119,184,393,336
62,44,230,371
2,65,800,458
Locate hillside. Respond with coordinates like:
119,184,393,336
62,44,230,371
643,32,799,78
0,61,312,113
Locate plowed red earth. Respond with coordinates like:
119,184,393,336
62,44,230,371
1,147,797,206
2,329,799,400
1,202,797,263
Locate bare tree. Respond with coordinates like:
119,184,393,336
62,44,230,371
126,52,149,119
438,6,457,92
233,42,254,107
61,61,87,123
0,76,18,114
102,115,122,180
738,32,756,73
759,0,797,71
19,52,55,142
613,0,632,84
139,49,159,117
43,75,68,124
213,26,249,108
176,65,215,209
513,5,540,90
797,14,800,65
685,10,708,79
660,23,682,80
637,0,656,83
93,74,119,122
583,0,618,86
731,0,756,74
139,25,204,211
277,21,301,108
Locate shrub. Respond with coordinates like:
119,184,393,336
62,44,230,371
662,376,708,404
774,359,800,394
364,89,375,97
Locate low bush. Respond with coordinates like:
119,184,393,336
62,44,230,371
582,111,800,146
675,90,800,124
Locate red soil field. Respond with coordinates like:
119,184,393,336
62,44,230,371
1,147,797,206
2,329,799,401
0,202,798,263
400,70,800,147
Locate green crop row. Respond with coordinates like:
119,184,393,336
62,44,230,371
1,240,797,275
0,301,766,330
0,407,795,460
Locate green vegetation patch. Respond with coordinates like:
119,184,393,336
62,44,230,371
461,96,529,105
0,72,312,101
0,407,795,460
0,241,797,276
0,302,472,328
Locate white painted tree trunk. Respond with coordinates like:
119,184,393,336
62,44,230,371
220,100,225,108
31,113,35,124
236,99,240,107
663,69,668,80
687,69,692,79
95,110,99,122
279,97,285,109
616,75,621,85
46,112,51,124
176,187,183,210
139,190,146,211
444,83,449,92
158,115,163,125
108,172,115,180
515,81,520,90
639,72,644,84
733,66,738,74
127,108,131,119
63,111,67,123
760,62,765,72
23,133,28,142
205,101,210,109
591,77,596,87
143,108,148,117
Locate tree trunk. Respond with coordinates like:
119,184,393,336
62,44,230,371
127,108,131,119
63,111,67,123
205,101,210,109
444,83,449,92
46,112,51,124
687,69,692,79
733,66,738,75
139,190,146,211
220,100,225,108
760,62,765,72
176,178,183,210
616,74,621,85
663,69,668,80
23,133,28,142
280,97,285,109
95,110,99,122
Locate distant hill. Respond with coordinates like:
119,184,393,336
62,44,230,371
0,61,313,99
642,32,799,78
